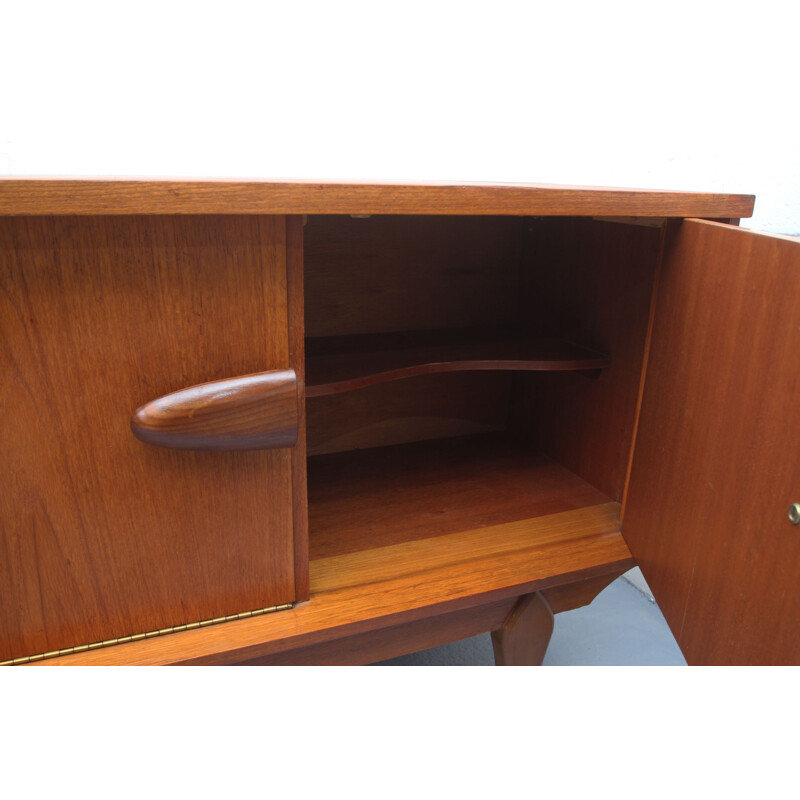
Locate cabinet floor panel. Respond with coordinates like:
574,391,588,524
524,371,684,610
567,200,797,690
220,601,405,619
308,433,611,558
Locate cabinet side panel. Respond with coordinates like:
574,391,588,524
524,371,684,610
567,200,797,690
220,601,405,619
623,220,800,665
0,215,296,661
513,218,662,500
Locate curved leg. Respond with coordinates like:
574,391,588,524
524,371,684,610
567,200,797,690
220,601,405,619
491,591,554,666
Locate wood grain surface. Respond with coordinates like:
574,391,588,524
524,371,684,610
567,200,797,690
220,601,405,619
513,218,663,500
234,599,516,665
306,372,512,456
131,369,298,449
303,214,524,453
0,178,755,217
623,220,800,665
307,433,611,559
306,328,609,397
286,216,310,601
542,571,625,614
39,501,632,664
0,214,298,662
303,215,522,338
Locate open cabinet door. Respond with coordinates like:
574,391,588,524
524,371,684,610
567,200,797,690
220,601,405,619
623,220,800,665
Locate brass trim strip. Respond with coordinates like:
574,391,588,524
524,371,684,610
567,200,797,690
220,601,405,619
1,602,294,666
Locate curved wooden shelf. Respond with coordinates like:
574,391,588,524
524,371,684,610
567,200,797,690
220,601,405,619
305,328,610,397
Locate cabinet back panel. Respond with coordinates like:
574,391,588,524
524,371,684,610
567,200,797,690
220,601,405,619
0,215,297,661
512,219,662,500
304,215,523,337
304,215,522,453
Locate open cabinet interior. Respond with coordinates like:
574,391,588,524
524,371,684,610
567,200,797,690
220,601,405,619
7,178,783,666
303,214,663,572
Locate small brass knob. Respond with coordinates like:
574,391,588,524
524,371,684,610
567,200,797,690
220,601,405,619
790,504,800,525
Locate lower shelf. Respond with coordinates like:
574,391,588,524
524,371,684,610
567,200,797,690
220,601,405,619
42,434,633,665
306,433,631,605
307,433,614,558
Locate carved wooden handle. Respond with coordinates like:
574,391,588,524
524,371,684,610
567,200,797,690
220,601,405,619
131,369,298,450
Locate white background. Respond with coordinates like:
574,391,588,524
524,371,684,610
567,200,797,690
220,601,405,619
2,2,798,797
2,0,798,232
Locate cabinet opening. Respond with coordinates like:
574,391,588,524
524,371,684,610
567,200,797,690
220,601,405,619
302,214,662,585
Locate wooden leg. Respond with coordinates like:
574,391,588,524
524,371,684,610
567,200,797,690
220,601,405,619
491,591,554,666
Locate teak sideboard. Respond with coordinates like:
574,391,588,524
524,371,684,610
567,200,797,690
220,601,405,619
1,179,798,666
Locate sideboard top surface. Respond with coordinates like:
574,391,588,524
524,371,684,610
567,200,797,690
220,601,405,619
0,177,754,217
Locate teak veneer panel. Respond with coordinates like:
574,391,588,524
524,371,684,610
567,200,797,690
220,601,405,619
306,329,609,397
303,215,522,338
514,218,663,501
0,215,298,662
623,220,800,665
286,215,310,601
40,502,632,664
542,571,626,614
234,600,517,666
311,505,623,593
0,178,755,217
303,214,525,453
